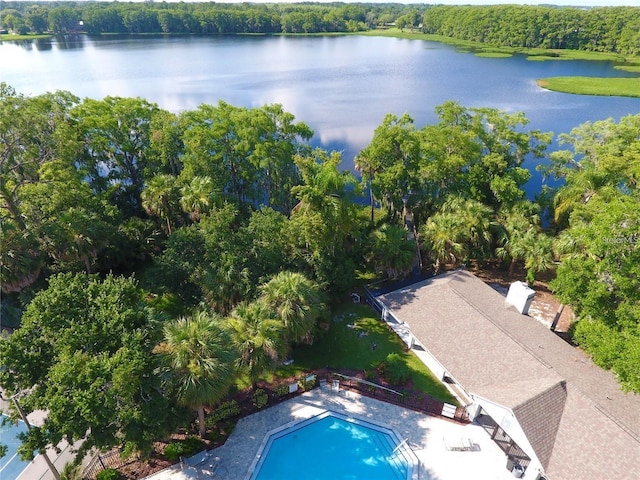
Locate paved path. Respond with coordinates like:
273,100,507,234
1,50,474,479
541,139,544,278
144,389,517,480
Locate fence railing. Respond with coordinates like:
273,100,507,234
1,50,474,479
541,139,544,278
82,449,139,480
329,372,469,423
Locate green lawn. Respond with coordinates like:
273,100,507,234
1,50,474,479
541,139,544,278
537,77,640,97
614,64,640,73
275,302,457,404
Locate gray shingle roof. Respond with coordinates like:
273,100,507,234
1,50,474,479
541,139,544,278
377,270,640,480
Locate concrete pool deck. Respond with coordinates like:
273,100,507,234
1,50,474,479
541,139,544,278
144,389,518,480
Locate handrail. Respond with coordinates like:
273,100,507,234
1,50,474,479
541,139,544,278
332,373,404,396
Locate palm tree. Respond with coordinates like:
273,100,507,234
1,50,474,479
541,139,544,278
201,252,252,316
496,203,554,283
156,310,236,437
421,197,494,272
522,231,555,285
420,212,466,273
553,166,615,225
440,197,494,259
141,174,181,234
496,207,538,277
258,271,328,346
227,301,284,390
291,149,359,241
180,176,217,222
369,223,416,279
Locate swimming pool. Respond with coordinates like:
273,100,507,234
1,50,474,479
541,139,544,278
247,411,414,480
0,415,31,480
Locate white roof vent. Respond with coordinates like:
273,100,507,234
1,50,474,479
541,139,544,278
505,281,535,315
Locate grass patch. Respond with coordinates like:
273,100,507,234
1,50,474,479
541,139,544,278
0,33,51,41
526,49,624,62
276,302,456,403
527,55,560,62
475,52,513,58
537,76,640,97
614,64,640,73
359,29,639,67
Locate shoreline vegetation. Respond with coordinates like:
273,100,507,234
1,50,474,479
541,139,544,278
364,29,640,97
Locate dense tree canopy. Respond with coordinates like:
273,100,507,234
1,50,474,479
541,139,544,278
0,274,180,460
1,79,639,464
2,2,639,57
548,114,640,392
422,5,640,55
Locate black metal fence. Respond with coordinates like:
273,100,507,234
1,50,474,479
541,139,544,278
82,449,140,480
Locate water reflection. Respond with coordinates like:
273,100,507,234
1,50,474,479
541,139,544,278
53,34,85,50
1,34,639,197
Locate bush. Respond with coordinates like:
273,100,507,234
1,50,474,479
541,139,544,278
164,442,185,462
300,374,316,390
60,462,82,480
164,436,204,462
205,400,240,428
276,383,290,397
253,388,268,409
384,353,410,385
96,468,120,480
182,436,205,454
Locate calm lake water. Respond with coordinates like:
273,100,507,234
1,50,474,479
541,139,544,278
2,34,640,195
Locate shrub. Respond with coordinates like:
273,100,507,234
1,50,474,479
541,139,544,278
96,468,120,480
276,383,290,397
164,436,204,462
60,462,82,480
384,353,410,385
164,443,185,462
300,375,316,390
205,400,240,428
182,436,205,454
253,388,268,409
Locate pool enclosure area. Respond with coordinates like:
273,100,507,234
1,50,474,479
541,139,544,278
247,410,415,480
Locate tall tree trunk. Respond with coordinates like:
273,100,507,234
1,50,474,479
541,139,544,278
197,406,207,438
509,257,517,277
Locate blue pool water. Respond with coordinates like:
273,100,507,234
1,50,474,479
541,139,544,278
0,416,31,480
250,411,411,480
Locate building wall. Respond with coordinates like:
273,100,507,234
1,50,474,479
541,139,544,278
470,394,545,480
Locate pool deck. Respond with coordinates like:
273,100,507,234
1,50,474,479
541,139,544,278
144,389,518,480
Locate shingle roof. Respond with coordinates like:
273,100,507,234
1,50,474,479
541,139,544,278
377,270,640,480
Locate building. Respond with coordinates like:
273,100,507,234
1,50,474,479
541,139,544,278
375,270,640,480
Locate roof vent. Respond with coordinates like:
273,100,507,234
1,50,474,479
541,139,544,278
505,281,535,315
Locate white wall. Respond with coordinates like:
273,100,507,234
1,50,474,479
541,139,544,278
469,394,545,480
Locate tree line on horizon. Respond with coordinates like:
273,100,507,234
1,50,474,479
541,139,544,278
1,2,640,56
1,82,638,467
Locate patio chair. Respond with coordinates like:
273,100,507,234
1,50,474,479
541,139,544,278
332,379,340,392
319,378,328,392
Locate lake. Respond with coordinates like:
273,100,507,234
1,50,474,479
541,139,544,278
2,34,640,195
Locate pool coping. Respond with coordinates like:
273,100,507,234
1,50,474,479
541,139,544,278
244,409,418,480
